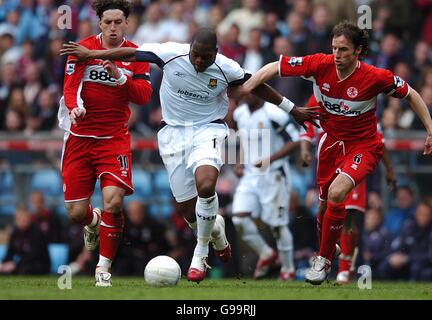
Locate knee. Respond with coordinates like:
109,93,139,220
103,194,124,214
66,203,87,224
197,180,216,198
328,185,348,203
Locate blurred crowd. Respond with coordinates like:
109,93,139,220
0,0,432,281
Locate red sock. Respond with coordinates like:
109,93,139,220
99,211,124,262
338,225,358,272
316,210,324,247
81,204,94,226
319,201,346,260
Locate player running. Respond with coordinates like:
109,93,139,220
233,21,432,285
232,94,299,281
300,94,397,284
58,0,152,287
60,28,318,283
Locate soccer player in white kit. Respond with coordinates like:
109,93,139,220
61,28,319,282
232,94,299,281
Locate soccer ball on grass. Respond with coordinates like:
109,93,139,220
144,255,181,287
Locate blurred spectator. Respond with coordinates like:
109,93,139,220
410,86,432,130
242,28,264,73
362,208,392,278
371,33,401,71
40,36,66,91
160,1,189,43
29,190,63,243
416,0,432,46
260,11,282,50
0,207,50,275
26,88,58,133
384,186,417,237
132,3,166,45
217,0,264,46
307,3,332,54
381,202,432,280
206,4,225,30
113,200,171,276
313,0,357,26
23,62,43,108
285,11,310,57
219,24,246,65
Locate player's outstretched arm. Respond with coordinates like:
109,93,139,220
405,88,432,155
60,41,137,62
243,62,279,93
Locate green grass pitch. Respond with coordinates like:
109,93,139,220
0,276,431,300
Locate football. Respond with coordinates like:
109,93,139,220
144,255,182,287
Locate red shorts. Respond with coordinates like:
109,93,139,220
345,180,366,212
317,133,383,202
61,133,133,201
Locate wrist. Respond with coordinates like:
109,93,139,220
278,97,295,113
116,71,127,86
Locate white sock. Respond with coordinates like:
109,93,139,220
194,194,218,257
232,216,273,258
275,226,295,272
97,255,112,271
88,207,100,228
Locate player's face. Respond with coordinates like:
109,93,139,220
99,9,128,46
332,35,361,71
189,41,217,73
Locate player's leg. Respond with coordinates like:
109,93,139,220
316,199,326,247
261,172,295,281
61,135,101,250
232,183,276,279
92,135,133,287
337,209,360,284
186,164,221,281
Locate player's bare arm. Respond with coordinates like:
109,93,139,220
244,62,279,93
60,41,137,62
405,88,432,155
300,139,313,167
255,141,300,169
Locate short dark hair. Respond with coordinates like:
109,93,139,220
331,21,369,58
92,0,131,19
191,28,218,49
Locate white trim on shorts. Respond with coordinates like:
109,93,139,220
98,172,134,192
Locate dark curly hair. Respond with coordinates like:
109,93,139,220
331,21,369,58
91,0,131,19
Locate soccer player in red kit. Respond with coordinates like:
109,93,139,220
58,0,152,287
237,21,432,285
300,95,397,284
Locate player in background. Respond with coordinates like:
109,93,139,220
58,0,152,287
233,21,432,285
300,95,397,284
60,28,319,283
231,94,299,281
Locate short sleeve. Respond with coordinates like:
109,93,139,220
136,42,188,64
278,53,327,78
379,69,410,99
216,54,246,85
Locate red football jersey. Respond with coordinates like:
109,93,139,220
61,34,152,138
279,54,409,142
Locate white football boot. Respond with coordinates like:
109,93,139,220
95,268,112,287
83,208,102,251
305,256,331,285
210,215,231,263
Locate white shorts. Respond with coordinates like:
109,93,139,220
157,121,229,202
232,169,290,227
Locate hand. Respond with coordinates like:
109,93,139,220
0,261,16,273
100,60,122,79
385,170,397,192
69,107,86,126
234,163,244,178
60,41,91,62
423,134,432,155
290,106,322,131
300,148,313,167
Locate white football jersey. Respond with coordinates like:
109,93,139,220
233,102,299,174
137,42,246,126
